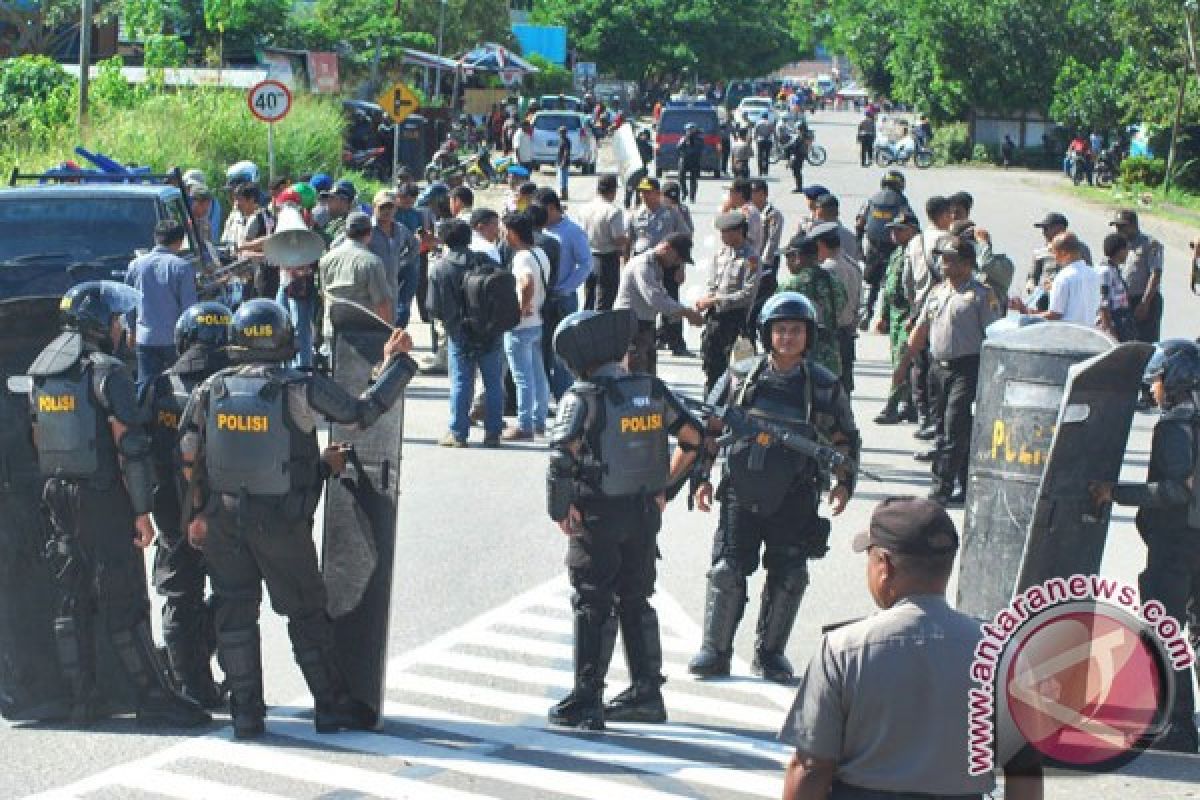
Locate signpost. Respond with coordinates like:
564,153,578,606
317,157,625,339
247,79,292,181
377,82,421,181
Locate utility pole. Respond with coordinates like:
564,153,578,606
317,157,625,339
434,0,447,100
78,0,94,136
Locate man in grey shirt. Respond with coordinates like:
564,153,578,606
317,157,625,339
614,234,703,375
368,189,419,323
125,219,198,399
780,496,1042,800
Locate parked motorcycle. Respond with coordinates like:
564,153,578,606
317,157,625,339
769,128,827,167
1093,151,1115,188
1066,150,1088,186
874,135,933,169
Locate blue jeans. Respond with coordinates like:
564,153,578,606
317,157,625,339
549,290,579,399
448,336,504,441
504,325,549,432
276,287,314,369
396,257,419,329
135,344,176,403
557,165,569,194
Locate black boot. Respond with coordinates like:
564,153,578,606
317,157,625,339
898,402,919,423
548,610,615,731
166,634,224,710
751,569,808,684
606,606,667,723
54,614,99,725
873,398,903,425
111,620,211,728
295,645,378,734
218,627,266,739
688,562,747,678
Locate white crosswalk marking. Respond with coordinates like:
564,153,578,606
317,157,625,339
24,577,796,799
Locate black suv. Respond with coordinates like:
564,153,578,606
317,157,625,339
0,173,207,300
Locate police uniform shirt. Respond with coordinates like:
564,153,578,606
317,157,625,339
779,595,996,796
1121,231,1164,297
614,250,689,323
903,231,942,311
923,277,1001,361
821,256,862,329
740,203,764,256
836,222,864,265
628,205,686,255
576,197,626,255
707,243,759,313
759,203,784,265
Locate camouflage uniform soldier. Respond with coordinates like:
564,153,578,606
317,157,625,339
875,211,921,425
775,232,845,377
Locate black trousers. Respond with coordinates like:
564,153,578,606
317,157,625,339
790,158,804,190
1139,527,1200,729
584,251,621,312
151,478,209,651
42,478,150,633
1128,293,1163,344
567,497,662,627
712,485,827,577
756,139,771,176
930,356,979,497
859,136,875,166
680,163,701,203
656,267,686,351
837,326,856,394
204,497,332,658
702,310,746,394
910,346,934,420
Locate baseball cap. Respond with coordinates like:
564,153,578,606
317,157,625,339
345,211,373,235
802,185,830,200
814,193,839,210
508,165,530,178
372,189,397,207
1110,209,1138,227
1034,212,1068,229
932,233,976,261
637,176,661,192
188,184,212,200
324,179,356,201
886,210,920,229
309,173,334,192
597,174,619,193
665,232,693,263
715,211,747,231
851,496,960,556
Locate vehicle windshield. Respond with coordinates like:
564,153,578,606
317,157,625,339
0,196,154,262
659,111,718,134
534,114,582,132
740,99,771,109
539,96,582,111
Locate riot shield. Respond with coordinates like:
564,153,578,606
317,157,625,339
0,298,136,721
321,304,405,719
1016,342,1154,590
957,321,1113,621
612,123,644,193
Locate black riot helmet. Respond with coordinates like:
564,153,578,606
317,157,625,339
758,291,817,353
1144,339,1200,396
229,299,295,362
881,169,906,192
553,309,637,376
175,301,232,355
59,280,141,352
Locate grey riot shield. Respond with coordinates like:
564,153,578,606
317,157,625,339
1016,342,1154,591
321,302,405,719
957,321,1113,621
0,297,136,721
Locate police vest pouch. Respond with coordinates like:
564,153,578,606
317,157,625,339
205,375,291,496
31,372,100,479
590,376,670,498
864,190,903,247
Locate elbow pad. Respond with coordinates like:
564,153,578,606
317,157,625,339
118,431,155,515
547,449,577,522
361,353,418,426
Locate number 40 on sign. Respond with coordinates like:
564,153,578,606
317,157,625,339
247,80,292,181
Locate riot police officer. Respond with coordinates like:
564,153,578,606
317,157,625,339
1091,339,1200,753
179,299,417,739
27,280,209,727
546,309,707,730
688,293,860,684
144,301,232,709
855,170,915,330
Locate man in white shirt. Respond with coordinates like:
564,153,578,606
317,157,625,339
1011,231,1100,326
469,208,502,264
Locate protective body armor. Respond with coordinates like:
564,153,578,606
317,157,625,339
863,189,906,247
1160,406,1200,529
205,371,315,497
583,375,671,499
725,356,817,515
30,356,118,481
151,374,194,468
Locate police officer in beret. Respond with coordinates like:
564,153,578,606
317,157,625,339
546,309,708,730
179,298,416,739
26,281,209,726
698,211,760,393
689,293,860,684
894,235,1002,506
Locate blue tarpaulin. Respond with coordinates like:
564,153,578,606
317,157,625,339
512,25,567,66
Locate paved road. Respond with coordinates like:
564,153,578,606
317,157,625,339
3,111,1197,798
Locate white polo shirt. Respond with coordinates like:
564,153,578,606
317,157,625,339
1048,259,1101,325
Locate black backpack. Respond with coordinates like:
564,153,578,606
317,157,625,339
461,252,521,344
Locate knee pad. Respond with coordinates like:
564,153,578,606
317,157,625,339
709,559,747,591
771,562,810,595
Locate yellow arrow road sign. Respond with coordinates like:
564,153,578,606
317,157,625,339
377,82,420,124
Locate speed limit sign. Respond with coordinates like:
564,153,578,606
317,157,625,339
247,80,292,123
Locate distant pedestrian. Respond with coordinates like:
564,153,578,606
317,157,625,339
513,122,534,174
500,211,551,440
556,126,573,201
577,174,628,311
1111,209,1164,344
1002,135,1016,168
856,113,876,167
124,220,198,399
